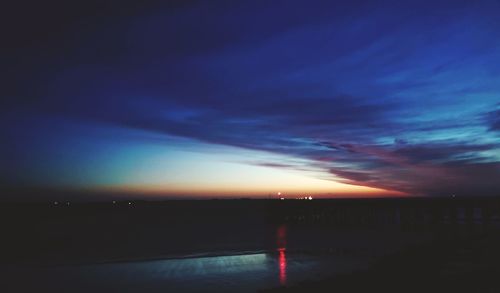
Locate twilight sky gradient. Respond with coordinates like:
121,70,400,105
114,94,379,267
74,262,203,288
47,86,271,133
1,0,500,200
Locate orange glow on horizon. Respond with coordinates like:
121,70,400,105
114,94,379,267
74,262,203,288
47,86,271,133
96,182,406,198
55,144,408,199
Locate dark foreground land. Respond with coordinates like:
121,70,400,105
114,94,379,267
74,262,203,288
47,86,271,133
2,197,500,292
0,200,275,265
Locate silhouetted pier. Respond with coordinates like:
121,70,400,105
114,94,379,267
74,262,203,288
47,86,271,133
269,198,500,230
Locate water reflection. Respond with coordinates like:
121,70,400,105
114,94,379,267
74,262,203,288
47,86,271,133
5,224,369,292
277,224,287,285
277,224,287,249
279,248,287,285
4,234,356,292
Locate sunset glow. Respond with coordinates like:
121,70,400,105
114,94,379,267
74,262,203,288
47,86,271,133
2,0,499,200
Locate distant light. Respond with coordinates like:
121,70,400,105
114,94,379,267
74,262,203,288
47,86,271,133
128,202,132,205
112,201,116,204
54,201,58,205
66,202,70,206
280,197,285,200
308,196,313,200
277,192,281,196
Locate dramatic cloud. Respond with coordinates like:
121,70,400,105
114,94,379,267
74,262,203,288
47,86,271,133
2,0,500,198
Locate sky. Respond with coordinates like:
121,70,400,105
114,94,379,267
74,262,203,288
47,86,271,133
1,0,499,200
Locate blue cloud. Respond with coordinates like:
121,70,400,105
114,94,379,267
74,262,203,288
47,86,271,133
2,0,500,197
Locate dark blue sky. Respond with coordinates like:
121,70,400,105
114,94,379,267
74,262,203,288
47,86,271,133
1,0,500,200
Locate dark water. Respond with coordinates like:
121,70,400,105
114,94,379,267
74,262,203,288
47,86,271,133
2,250,372,293
0,200,459,292
1,222,431,293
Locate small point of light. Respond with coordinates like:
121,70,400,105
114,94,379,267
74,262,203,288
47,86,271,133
277,192,281,196
54,201,58,205
308,196,313,200
280,197,285,200
112,201,116,204
128,202,132,205
66,202,70,206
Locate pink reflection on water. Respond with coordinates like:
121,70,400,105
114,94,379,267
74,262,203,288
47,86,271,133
278,248,287,285
276,225,287,285
277,225,287,248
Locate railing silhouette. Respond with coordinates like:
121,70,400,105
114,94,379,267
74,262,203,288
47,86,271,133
269,198,500,230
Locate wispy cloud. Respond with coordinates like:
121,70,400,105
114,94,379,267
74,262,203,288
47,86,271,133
2,0,500,197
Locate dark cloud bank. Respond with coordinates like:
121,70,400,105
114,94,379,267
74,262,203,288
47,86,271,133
1,0,500,197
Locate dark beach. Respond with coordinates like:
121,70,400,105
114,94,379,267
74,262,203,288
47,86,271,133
2,198,500,292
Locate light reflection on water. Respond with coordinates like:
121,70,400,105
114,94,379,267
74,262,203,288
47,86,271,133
4,251,339,293
98,251,329,292
277,224,288,286
3,225,372,292
279,248,287,286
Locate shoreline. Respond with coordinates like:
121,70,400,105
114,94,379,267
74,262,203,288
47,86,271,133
0,248,274,268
